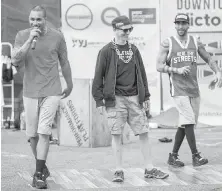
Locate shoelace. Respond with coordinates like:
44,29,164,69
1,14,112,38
194,152,201,158
36,173,44,181
152,169,164,176
173,154,181,161
193,152,204,161
115,171,123,177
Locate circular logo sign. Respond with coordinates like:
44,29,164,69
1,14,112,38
65,4,93,30
101,7,120,26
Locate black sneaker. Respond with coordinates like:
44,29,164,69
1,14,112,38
32,172,47,189
159,137,172,143
168,153,185,167
192,152,208,167
144,168,169,179
42,165,50,180
112,170,124,182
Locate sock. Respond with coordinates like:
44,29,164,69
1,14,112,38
172,127,185,154
36,159,46,173
35,158,47,168
185,124,198,154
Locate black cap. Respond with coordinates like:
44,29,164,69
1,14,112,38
174,13,189,23
111,15,132,29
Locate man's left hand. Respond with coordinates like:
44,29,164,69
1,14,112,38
61,85,73,99
209,72,222,89
143,100,150,111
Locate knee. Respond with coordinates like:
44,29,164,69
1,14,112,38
28,135,38,141
139,132,148,140
112,134,122,145
38,133,50,142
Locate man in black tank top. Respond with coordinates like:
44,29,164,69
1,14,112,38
156,13,222,168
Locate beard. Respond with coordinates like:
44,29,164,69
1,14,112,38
177,29,187,37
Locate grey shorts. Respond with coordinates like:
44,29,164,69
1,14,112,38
106,95,149,136
173,96,200,127
23,96,61,137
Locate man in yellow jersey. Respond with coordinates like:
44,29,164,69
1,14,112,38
156,13,222,167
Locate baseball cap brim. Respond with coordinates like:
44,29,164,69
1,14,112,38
174,19,189,23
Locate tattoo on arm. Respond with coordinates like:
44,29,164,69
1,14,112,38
12,48,22,65
13,49,24,60
12,40,32,64
157,39,178,74
12,48,26,65
161,39,169,49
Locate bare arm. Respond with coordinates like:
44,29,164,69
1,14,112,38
12,33,32,66
156,39,191,75
156,39,170,72
197,40,221,73
12,28,41,66
197,39,222,88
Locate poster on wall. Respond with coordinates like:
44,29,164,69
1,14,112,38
58,78,91,147
160,0,222,126
61,0,161,115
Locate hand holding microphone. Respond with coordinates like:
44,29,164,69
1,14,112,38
31,36,38,50
29,27,41,50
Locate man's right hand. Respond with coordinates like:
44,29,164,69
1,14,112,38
29,28,41,41
97,106,105,115
177,66,191,76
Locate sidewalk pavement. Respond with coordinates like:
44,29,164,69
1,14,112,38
1,126,222,191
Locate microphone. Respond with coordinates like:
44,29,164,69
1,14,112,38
31,28,41,50
31,36,38,50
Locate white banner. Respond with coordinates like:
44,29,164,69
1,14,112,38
61,0,161,114
160,0,222,126
61,0,160,80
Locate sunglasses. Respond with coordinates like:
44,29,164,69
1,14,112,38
116,27,133,33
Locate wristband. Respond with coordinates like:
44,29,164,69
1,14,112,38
172,68,177,73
